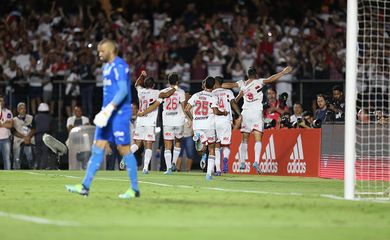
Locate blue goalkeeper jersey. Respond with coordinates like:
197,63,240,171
102,56,131,111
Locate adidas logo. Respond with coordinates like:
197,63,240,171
287,134,307,174
260,135,278,173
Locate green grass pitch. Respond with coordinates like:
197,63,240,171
0,171,389,240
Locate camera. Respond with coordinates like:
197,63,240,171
278,92,288,109
264,118,276,129
311,119,322,128
280,114,293,128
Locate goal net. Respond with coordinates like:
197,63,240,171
346,0,390,199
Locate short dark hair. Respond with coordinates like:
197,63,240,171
215,76,224,84
267,86,277,94
168,73,179,85
204,76,215,89
332,85,343,92
247,67,257,78
144,77,155,88
302,111,312,117
316,93,326,100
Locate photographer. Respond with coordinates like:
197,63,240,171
328,85,345,122
290,102,303,123
314,94,334,124
263,87,289,124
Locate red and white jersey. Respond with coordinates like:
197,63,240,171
161,87,186,126
212,88,234,122
188,90,218,130
237,78,266,111
136,86,161,127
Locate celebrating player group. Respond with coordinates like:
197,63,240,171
65,39,293,199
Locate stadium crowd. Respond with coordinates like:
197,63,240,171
2,0,378,171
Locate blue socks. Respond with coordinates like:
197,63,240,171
123,152,139,192
82,145,105,189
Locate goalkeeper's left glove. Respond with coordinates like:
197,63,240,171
93,104,115,128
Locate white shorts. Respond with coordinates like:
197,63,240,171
133,126,156,142
241,109,264,133
194,129,216,144
215,119,232,145
163,125,184,140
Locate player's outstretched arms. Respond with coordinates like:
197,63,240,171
263,66,293,84
159,86,177,99
222,82,239,89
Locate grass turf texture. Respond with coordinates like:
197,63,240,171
0,171,389,240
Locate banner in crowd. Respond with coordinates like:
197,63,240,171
228,128,321,177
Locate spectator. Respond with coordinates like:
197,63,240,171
290,102,304,123
34,103,53,169
66,106,89,133
203,50,225,77
26,57,43,115
65,64,81,117
314,94,333,124
328,85,345,122
78,53,95,120
264,87,289,123
0,95,13,170
12,102,35,169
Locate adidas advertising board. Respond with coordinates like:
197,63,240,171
229,129,321,177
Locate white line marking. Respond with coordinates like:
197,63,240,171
22,172,389,203
0,211,79,226
320,194,390,203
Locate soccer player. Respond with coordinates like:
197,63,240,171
65,39,139,199
185,76,228,180
131,72,176,174
222,66,292,173
212,76,241,175
138,73,185,174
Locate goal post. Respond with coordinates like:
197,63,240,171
344,0,357,200
345,0,390,200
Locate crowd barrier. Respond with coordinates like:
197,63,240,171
228,128,321,177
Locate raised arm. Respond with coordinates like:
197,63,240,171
263,66,293,84
134,70,147,87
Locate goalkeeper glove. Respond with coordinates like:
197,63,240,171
93,104,115,128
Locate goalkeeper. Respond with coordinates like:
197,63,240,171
66,39,139,199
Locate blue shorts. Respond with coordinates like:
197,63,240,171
179,136,195,159
94,109,131,145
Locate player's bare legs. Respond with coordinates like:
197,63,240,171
163,139,174,174
142,141,153,173
206,142,216,180
171,138,182,171
221,143,230,174
215,142,222,175
239,133,249,169
252,130,263,174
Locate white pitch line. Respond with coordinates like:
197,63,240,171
24,172,304,197
24,171,390,203
0,211,79,226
